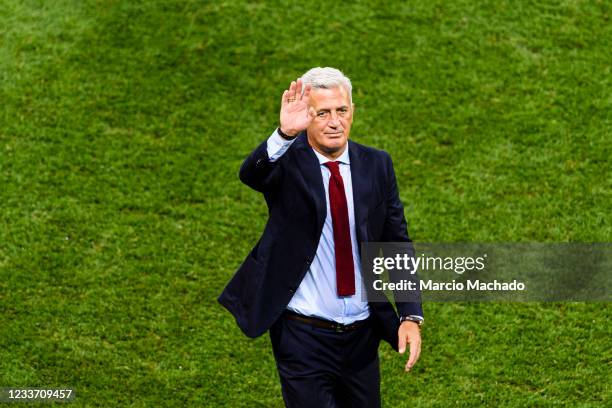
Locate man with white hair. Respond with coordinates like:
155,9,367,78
219,67,423,407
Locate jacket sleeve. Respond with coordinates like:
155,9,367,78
381,151,411,243
381,152,424,318
238,139,284,193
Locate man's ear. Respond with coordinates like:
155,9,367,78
351,103,355,113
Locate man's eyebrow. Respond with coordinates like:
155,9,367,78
317,106,349,112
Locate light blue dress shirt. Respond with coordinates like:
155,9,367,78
267,129,370,324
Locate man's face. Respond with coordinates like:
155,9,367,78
306,86,353,158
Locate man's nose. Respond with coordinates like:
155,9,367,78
328,112,340,127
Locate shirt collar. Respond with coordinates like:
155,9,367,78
312,144,350,166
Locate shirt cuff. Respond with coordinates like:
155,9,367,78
267,128,297,162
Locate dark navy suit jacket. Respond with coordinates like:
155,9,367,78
218,132,423,350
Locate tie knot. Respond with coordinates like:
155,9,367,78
324,161,340,174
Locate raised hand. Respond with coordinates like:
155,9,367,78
279,78,314,136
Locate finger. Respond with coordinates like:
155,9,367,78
405,339,421,372
295,78,303,99
302,84,312,102
288,81,297,100
308,106,316,119
405,345,421,372
281,90,289,106
398,334,407,354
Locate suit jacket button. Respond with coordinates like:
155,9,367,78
288,288,295,294
256,158,263,166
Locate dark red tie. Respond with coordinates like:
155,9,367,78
324,161,355,296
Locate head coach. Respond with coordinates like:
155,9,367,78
218,67,423,407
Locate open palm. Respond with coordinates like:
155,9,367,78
279,78,314,136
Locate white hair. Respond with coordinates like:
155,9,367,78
301,67,353,104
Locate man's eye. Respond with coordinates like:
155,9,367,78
317,112,327,117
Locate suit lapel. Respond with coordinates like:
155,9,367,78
348,140,372,247
293,133,326,234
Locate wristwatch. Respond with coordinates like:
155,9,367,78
400,315,424,327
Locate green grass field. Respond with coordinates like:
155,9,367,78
1,0,610,406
